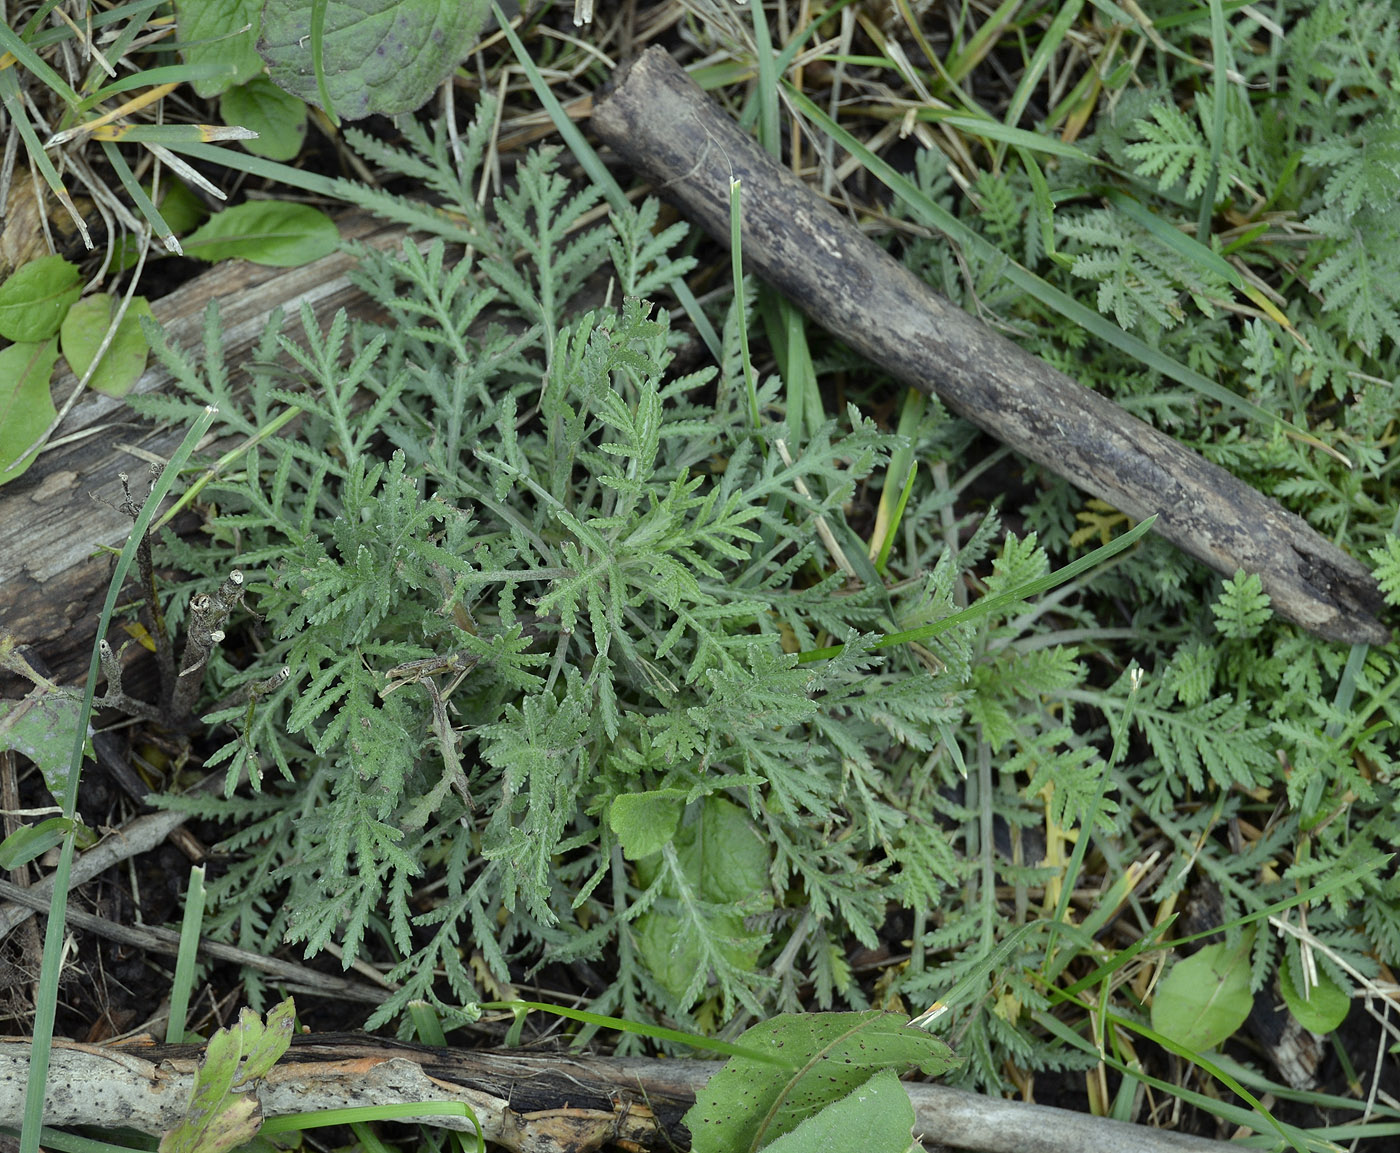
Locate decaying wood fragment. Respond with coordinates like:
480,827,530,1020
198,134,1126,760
0,211,406,696
591,47,1389,646
0,1034,1262,1153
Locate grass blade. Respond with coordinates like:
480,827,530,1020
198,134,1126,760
20,406,218,1153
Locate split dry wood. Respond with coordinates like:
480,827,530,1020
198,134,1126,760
0,1033,1255,1153
591,47,1389,646
0,211,405,695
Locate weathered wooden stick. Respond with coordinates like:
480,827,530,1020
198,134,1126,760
0,1034,1258,1153
592,48,1389,645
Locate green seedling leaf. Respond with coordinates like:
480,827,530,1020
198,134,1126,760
609,788,686,859
114,181,210,271
258,0,489,120
1279,955,1350,1035
182,201,339,267
686,1011,957,1153
0,339,59,485
759,1069,916,1153
0,817,75,870
159,997,296,1153
635,796,772,1002
0,255,82,342
221,76,307,161
1150,931,1255,1052
60,294,155,397
159,179,212,235
0,691,92,801
173,0,265,98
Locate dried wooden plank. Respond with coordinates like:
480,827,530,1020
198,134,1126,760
0,1034,1258,1153
0,211,408,693
591,48,1390,646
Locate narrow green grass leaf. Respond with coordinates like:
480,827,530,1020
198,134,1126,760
259,1102,479,1134
163,140,346,199
1197,0,1230,238
76,61,242,111
99,140,179,252
166,865,207,1043
730,180,761,431
475,1000,794,1066
0,72,88,246
945,0,1022,85
0,23,81,106
20,406,218,1153
999,0,1084,138
799,516,1155,662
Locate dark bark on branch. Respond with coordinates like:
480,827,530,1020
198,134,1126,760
591,47,1389,646
0,1034,1256,1153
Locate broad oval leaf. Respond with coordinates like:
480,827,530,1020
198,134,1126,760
182,201,339,267
0,690,90,798
685,1011,958,1153
609,788,686,860
1150,935,1254,1052
60,293,155,396
221,76,307,161
0,255,82,341
173,0,264,97
759,1069,917,1153
634,795,772,1003
258,0,489,120
1279,954,1350,1035
0,339,60,484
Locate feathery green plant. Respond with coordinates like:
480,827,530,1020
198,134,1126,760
128,95,1138,1053
97,4,1400,1142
